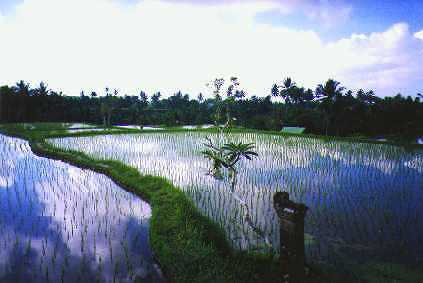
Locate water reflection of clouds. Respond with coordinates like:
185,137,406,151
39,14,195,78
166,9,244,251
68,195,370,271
0,175,12,187
49,132,423,265
317,145,401,175
0,135,159,282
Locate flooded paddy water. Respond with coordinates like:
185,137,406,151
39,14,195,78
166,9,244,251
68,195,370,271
49,132,423,275
0,134,162,283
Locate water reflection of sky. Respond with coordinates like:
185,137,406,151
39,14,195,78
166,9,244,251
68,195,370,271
0,135,161,283
50,133,423,267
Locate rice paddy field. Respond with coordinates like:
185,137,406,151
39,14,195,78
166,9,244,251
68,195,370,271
0,134,162,282
49,131,423,276
19,123,97,131
66,128,125,133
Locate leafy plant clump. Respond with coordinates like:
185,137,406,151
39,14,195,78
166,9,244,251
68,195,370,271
202,77,274,249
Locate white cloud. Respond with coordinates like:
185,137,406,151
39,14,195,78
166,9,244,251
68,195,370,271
415,30,423,40
328,23,423,95
298,0,353,28
0,0,421,98
163,0,353,28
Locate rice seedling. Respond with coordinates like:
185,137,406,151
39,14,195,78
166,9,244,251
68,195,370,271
48,131,423,272
0,134,161,282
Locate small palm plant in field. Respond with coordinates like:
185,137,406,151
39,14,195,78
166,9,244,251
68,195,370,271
202,137,257,185
202,78,273,247
202,137,272,247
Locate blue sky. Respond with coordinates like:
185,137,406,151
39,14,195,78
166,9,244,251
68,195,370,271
255,0,423,41
0,0,22,14
0,0,422,97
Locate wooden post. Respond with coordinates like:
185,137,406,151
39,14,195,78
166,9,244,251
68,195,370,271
273,192,308,282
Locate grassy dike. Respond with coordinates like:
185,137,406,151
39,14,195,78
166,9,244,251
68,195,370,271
0,123,354,283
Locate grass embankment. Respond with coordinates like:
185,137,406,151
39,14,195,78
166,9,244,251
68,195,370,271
0,123,355,282
12,122,422,150
55,126,423,150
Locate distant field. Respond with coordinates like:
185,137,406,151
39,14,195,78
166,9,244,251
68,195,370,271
18,122,96,130
49,131,423,278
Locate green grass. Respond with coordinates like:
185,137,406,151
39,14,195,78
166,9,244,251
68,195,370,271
20,122,73,130
349,262,423,283
0,123,367,282
4,122,421,149
11,122,96,131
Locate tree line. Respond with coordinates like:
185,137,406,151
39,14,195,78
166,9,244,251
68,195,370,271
0,78,422,141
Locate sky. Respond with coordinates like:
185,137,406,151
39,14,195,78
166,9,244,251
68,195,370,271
0,0,422,98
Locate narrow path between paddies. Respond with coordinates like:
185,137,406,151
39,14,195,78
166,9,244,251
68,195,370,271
0,134,163,283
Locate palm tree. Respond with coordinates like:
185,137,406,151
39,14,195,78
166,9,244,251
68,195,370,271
36,82,49,96
315,79,344,100
271,84,281,128
357,89,377,105
280,77,296,104
271,84,279,98
315,79,345,135
14,80,30,96
202,137,258,190
197,93,204,103
201,137,271,245
356,89,366,101
290,86,306,104
101,87,117,127
13,80,31,121
272,77,296,128
224,77,244,128
303,88,315,102
34,82,50,121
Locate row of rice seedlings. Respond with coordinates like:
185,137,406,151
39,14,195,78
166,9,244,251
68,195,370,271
0,134,158,282
49,132,423,267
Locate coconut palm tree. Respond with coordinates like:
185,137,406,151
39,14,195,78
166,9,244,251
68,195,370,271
224,77,244,128
272,77,297,128
356,89,378,105
13,80,31,121
315,79,345,135
33,82,50,121
36,82,49,96
315,79,344,100
280,77,296,104
100,87,117,128
14,80,31,96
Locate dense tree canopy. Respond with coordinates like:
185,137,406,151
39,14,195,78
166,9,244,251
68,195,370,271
0,79,422,141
